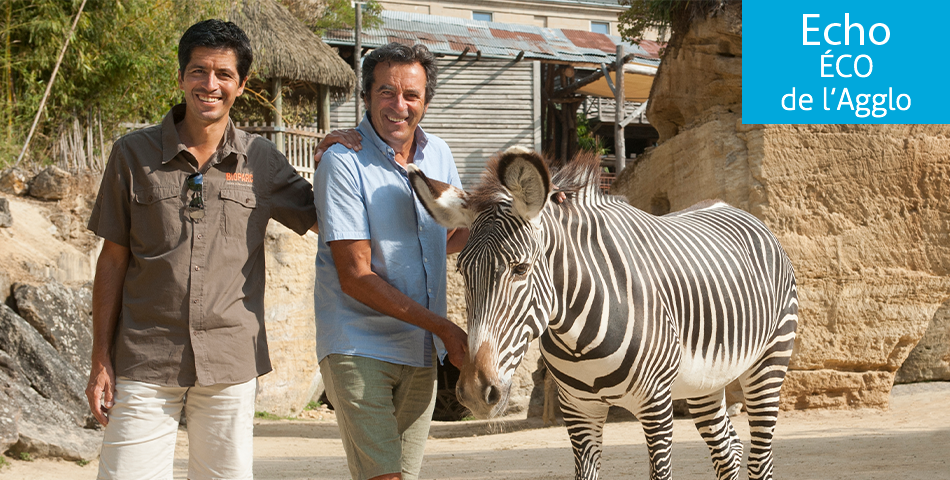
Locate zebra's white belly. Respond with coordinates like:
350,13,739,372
669,350,754,400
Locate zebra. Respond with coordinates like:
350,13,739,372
407,146,799,480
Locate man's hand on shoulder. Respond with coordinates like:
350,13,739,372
314,129,363,164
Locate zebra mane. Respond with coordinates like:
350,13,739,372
550,150,603,199
465,150,604,213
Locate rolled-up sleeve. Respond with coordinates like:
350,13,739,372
267,146,317,235
87,139,132,247
314,147,371,243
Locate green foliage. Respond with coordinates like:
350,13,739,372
282,0,382,35
18,451,33,462
254,410,298,420
254,410,281,420
617,0,728,43
617,0,676,43
316,0,383,35
1,0,228,167
576,113,607,155
76,458,90,467
0,455,9,469
304,400,323,411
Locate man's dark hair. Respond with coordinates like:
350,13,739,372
178,19,253,83
361,43,438,104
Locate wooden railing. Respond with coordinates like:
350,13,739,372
235,122,326,181
583,97,650,125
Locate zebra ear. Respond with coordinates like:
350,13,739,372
497,147,550,221
407,164,476,229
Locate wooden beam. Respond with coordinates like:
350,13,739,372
551,53,636,98
515,50,525,62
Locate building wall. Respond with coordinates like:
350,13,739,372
332,58,541,188
375,0,638,38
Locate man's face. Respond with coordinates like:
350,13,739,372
178,46,246,127
365,61,429,150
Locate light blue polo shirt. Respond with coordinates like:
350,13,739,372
313,114,461,367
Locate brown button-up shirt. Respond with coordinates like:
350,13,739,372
88,104,317,387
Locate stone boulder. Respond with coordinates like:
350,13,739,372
0,168,29,196
612,1,950,409
29,166,71,201
0,353,21,453
896,300,950,383
0,305,101,460
0,271,9,306
0,196,11,228
13,281,93,374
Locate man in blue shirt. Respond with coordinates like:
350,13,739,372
313,43,469,480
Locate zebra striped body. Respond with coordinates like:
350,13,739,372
408,148,798,480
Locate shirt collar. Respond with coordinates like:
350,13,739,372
160,103,248,166
357,113,429,165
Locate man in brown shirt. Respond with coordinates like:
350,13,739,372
85,19,345,479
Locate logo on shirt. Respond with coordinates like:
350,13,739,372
226,172,253,183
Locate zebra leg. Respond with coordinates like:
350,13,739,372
620,391,676,480
687,390,743,480
740,317,797,480
558,389,610,480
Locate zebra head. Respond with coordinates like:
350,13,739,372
408,146,556,418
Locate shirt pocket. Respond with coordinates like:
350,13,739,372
220,187,258,238
131,185,183,254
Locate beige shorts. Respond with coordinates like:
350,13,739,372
321,354,437,480
97,377,257,480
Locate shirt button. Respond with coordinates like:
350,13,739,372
418,226,423,231
424,258,428,263
194,265,200,271
193,299,199,304
197,234,203,240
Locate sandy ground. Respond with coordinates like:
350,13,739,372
3,382,949,479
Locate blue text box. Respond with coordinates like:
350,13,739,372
743,1,949,124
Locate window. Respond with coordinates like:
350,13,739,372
591,21,610,34
473,11,492,22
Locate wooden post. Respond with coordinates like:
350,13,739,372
272,77,284,152
614,45,626,173
318,83,331,132
354,1,363,127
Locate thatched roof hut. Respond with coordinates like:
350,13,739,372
229,0,355,94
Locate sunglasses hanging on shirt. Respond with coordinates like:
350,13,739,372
186,172,205,219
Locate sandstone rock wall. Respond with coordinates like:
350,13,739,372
257,222,321,416
612,2,950,409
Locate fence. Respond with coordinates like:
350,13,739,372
58,120,328,182
582,97,650,125
235,122,325,181
51,110,109,172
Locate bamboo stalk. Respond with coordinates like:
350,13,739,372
15,0,89,166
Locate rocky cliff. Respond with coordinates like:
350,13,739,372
612,1,950,409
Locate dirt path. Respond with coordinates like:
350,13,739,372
4,382,949,479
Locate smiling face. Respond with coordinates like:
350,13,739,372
364,61,429,154
177,46,246,128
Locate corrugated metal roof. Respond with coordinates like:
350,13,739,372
323,10,661,67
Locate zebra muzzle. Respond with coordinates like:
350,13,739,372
456,342,511,419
